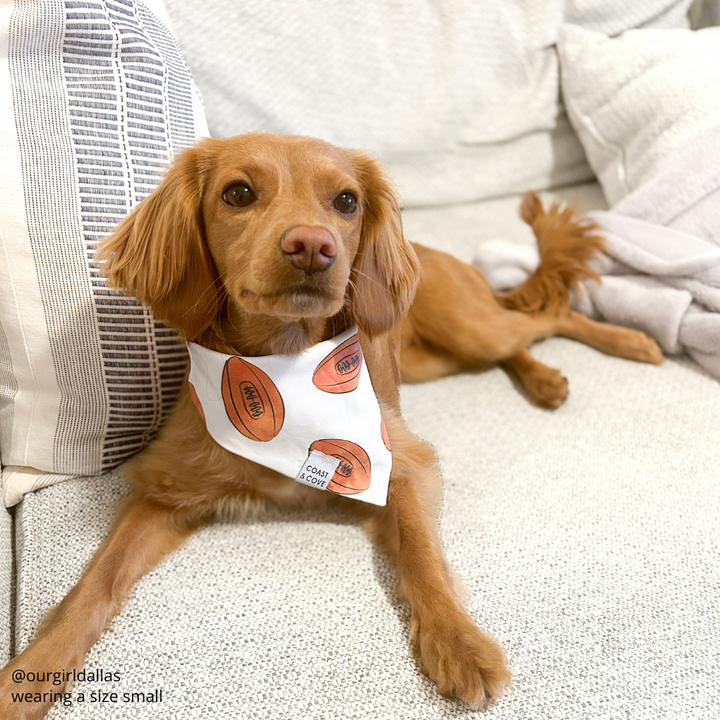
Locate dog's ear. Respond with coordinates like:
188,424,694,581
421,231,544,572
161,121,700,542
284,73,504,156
347,151,421,337
97,141,222,341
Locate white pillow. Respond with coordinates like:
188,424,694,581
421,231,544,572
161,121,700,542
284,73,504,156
558,24,720,205
164,0,692,208
0,0,208,504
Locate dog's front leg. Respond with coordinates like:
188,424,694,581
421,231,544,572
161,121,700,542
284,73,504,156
364,423,512,709
0,497,195,719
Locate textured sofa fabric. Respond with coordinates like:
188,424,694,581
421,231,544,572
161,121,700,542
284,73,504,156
4,1,720,718
0,505,10,665
12,187,720,719
163,0,693,208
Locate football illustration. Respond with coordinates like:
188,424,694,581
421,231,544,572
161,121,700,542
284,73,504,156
309,438,371,495
221,357,285,442
188,382,206,425
312,334,363,394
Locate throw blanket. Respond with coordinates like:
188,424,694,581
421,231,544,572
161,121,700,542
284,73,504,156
474,217,720,380
473,124,720,381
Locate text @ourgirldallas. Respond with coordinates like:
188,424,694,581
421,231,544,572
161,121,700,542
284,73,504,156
9,667,163,708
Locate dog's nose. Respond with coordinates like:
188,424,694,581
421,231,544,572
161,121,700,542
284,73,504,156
280,226,337,274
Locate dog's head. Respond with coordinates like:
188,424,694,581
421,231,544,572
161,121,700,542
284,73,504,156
98,134,420,350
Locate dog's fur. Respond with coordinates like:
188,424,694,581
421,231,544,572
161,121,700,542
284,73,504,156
0,133,662,719
401,193,662,406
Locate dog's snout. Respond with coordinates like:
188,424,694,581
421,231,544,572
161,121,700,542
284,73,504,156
281,226,337,275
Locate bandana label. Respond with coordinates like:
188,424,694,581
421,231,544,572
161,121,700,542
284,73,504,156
294,450,340,491
187,326,391,506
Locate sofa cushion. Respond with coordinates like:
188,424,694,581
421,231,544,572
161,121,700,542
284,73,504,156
558,24,720,206
164,0,693,209
15,341,720,719
13,186,720,718
0,0,207,502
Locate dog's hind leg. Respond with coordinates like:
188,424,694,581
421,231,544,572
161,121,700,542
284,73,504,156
0,498,195,719
556,311,663,365
402,244,563,382
502,349,569,408
399,332,468,383
401,329,571,408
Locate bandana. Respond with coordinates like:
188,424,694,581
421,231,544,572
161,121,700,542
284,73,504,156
187,326,392,506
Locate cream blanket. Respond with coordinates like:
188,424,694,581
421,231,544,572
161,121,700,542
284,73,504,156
474,121,720,380
473,213,720,379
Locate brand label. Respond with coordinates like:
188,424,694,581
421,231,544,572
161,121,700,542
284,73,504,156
294,450,341,491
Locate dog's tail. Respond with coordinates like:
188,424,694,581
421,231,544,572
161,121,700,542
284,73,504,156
496,192,604,314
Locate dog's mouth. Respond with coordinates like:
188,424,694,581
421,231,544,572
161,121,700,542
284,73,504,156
237,284,345,319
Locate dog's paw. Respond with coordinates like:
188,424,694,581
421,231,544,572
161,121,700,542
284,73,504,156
626,330,664,365
0,649,70,720
523,365,569,409
416,611,512,709
0,671,49,720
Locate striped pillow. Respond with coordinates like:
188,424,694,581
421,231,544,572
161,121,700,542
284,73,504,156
0,0,208,505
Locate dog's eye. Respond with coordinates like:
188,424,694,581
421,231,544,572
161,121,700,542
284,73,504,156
333,192,357,215
223,183,255,208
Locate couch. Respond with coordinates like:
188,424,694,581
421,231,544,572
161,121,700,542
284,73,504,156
1,1,719,718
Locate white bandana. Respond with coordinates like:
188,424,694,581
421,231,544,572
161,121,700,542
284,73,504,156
187,326,392,506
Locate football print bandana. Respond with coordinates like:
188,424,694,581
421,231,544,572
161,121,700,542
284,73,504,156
187,326,392,506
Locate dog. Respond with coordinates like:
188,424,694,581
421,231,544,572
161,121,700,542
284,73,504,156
401,192,662,405
0,133,662,719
